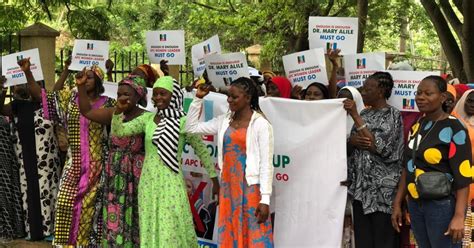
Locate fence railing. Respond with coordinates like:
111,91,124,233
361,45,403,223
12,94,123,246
56,49,195,85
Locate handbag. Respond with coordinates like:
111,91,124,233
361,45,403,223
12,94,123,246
412,121,453,200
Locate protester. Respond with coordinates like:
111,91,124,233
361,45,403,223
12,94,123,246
344,71,404,248
130,64,159,88
266,76,292,98
0,59,61,241
0,76,25,241
186,77,274,247
392,76,471,248
77,75,148,247
30,64,116,246
444,84,457,113
293,49,340,100
111,76,218,247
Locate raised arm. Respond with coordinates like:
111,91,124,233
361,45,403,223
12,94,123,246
105,59,114,82
18,58,41,102
327,48,341,99
76,69,114,125
54,58,71,92
184,85,222,135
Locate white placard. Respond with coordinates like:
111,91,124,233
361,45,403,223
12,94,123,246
70,39,109,72
146,30,185,65
344,52,386,88
204,52,249,88
191,35,222,77
387,70,440,112
308,16,358,55
1,48,44,87
282,48,329,88
260,97,347,247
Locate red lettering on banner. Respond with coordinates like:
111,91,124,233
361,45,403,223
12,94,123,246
188,182,208,233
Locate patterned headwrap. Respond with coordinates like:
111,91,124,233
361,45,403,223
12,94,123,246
119,75,148,107
90,65,104,81
151,76,185,173
137,64,159,86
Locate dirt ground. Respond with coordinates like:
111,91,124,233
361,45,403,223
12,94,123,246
0,240,51,248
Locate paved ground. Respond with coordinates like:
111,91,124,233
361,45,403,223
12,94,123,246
0,240,51,248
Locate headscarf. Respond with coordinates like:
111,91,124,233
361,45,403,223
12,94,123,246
90,65,104,81
447,84,457,99
453,89,474,127
151,76,185,173
137,64,159,86
452,89,474,200
340,86,365,137
269,76,292,98
304,82,330,100
454,84,470,100
119,75,148,107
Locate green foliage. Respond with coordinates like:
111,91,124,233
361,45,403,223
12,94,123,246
2,0,442,73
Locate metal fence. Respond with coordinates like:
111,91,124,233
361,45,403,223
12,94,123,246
56,49,195,84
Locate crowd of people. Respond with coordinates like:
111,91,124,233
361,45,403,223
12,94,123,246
0,46,473,248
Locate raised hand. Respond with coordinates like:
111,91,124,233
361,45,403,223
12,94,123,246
160,60,169,76
196,83,212,99
75,67,88,86
327,48,341,65
105,59,114,73
17,57,31,72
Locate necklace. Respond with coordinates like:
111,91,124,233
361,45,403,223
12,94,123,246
416,115,444,146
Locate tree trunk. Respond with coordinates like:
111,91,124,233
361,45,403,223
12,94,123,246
421,0,466,82
357,0,368,53
399,16,409,53
462,0,474,82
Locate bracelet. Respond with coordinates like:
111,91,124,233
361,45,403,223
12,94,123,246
356,123,367,131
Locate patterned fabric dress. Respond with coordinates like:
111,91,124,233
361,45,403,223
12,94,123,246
218,127,274,247
0,116,25,240
52,89,115,246
102,117,145,248
11,94,61,241
111,112,216,248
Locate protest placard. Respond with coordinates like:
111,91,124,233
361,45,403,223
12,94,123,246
146,30,185,65
343,52,386,87
282,48,328,88
204,52,249,88
70,39,109,72
308,16,358,55
387,70,440,112
192,35,222,77
2,48,44,87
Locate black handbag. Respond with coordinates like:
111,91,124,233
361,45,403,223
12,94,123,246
412,122,453,200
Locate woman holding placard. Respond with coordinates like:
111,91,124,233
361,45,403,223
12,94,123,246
25,62,116,246
344,72,404,248
0,58,62,241
186,77,274,247
111,76,218,248
392,76,471,248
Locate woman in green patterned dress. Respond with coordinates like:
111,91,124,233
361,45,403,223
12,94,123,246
112,76,219,248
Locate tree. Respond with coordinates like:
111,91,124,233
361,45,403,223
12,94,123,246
421,0,474,82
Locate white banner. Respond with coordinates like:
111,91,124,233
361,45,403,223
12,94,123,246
387,70,440,112
344,52,386,88
204,52,250,88
308,16,358,55
282,48,328,87
2,48,44,87
145,30,185,65
191,35,222,77
260,98,347,247
70,39,109,72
